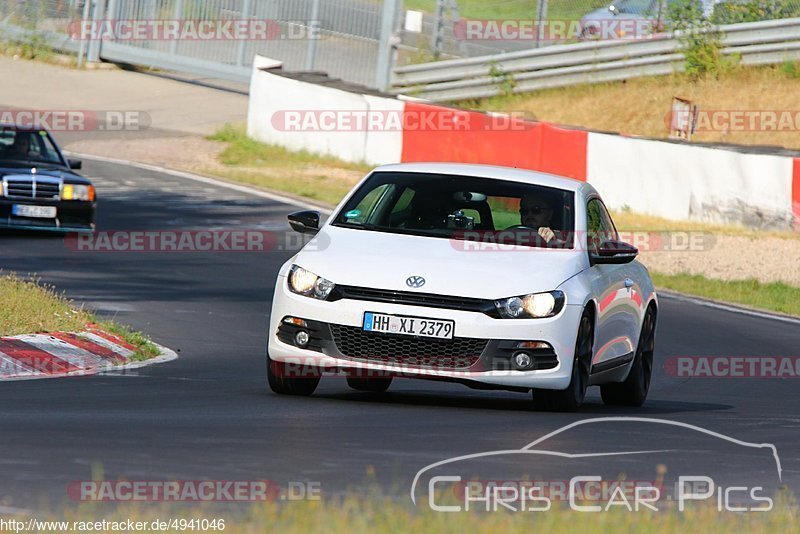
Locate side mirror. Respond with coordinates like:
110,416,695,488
288,210,320,235
590,240,638,265
68,159,82,170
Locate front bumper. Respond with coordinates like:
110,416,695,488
268,276,583,390
0,198,95,232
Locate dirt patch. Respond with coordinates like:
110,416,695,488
64,136,226,170
638,235,800,286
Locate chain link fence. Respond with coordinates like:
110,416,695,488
0,0,400,88
399,0,800,61
3,1,800,86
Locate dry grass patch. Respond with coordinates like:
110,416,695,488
476,64,800,150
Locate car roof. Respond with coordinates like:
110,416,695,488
372,162,591,194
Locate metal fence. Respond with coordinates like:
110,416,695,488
392,16,800,101
5,1,800,93
400,0,800,61
0,0,402,89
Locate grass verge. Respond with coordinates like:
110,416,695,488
652,272,800,317
8,496,799,532
203,125,368,205
0,273,159,361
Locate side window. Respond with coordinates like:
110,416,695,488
343,184,391,225
586,199,617,253
390,187,415,215
597,201,618,241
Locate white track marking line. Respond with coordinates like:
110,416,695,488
65,151,333,214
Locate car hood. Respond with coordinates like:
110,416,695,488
0,166,89,183
291,226,588,300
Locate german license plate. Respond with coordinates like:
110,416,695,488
363,312,455,340
12,204,56,218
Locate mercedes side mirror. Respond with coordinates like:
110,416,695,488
68,159,82,170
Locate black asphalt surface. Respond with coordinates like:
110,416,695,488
1,158,798,511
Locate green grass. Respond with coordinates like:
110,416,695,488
651,272,800,317
9,494,799,533
205,125,368,205
0,273,159,361
0,273,90,336
209,125,368,171
403,0,608,21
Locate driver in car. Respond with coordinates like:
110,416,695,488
3,134,32,159
518,192,562,244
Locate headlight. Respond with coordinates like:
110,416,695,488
62,184,95,201
494,290,565,319
288,265,335,300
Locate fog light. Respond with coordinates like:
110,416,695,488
512,351,533,370
294,330,310,348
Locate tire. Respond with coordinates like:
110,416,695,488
532,311,593,412
600,307,656,407
266,353,320,396
347,376,393,393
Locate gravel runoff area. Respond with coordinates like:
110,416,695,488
64,136,800,288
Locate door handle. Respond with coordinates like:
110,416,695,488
624,278,634,289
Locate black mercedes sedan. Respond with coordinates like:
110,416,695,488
0,125,95,232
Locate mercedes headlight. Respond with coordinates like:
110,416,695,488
494,290,565,319
288,265,335,300
62,184,95,201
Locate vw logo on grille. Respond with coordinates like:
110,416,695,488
406,276,426,288
406,276,425,288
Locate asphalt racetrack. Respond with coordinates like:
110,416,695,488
1,158,798,508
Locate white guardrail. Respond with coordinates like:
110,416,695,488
391,18,800,102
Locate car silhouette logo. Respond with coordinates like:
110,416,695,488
406,276,426,288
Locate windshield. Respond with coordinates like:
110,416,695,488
332,171,575,249
0,128,64,166
611,0,658,15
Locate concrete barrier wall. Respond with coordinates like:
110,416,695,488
247,62,798,229
587,133,795,228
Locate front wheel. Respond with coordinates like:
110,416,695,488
266,353,321,396
532,311,593,412
600,307,656,407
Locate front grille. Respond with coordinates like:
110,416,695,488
331,286,497,316
330,324,487,369
4,177,60,199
